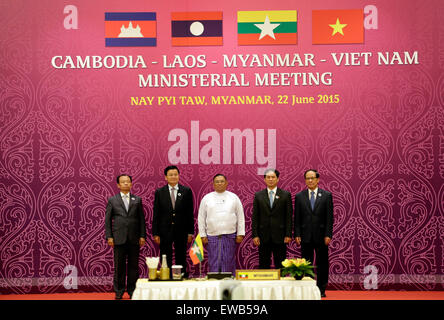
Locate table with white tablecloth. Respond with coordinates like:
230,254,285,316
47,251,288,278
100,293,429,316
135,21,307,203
131,278,321,300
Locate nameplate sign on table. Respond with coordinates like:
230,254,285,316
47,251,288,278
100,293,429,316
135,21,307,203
235,269,280,280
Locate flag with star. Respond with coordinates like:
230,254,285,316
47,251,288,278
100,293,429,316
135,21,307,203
237,10,297,45
171,12,223,46
312,9,364,44
189,234,204,265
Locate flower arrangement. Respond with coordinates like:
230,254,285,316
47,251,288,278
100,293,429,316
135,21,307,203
281,258,315,279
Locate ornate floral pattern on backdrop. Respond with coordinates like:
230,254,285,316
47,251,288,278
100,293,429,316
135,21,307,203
1,0,443,293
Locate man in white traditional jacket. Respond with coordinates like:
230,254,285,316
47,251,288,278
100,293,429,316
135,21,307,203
198,174,245,275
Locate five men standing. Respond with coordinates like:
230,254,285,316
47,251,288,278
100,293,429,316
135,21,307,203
105,168,333,298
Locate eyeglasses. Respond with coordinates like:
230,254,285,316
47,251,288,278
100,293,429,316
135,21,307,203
305,177,318,181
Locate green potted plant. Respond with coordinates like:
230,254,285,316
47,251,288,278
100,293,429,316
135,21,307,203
281,258,315,280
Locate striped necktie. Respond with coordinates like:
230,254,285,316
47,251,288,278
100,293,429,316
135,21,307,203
170,187,176,210
123,194,129,211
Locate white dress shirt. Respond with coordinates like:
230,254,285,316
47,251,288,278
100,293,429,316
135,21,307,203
308,188,318,200
267,187,278,202
120,192,130,202
168,184,178,200
198,191,245,237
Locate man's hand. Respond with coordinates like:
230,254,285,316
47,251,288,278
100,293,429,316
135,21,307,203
324,237,331,246
235,235,244,244
187,235,193,244
139,238,146,247
107,238,114,248
295,237,301,246
154,235,160,245
201,237,208,245
284,237,291,244
253,237,260,246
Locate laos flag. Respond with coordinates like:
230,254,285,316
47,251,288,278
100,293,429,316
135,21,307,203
105,12,157,47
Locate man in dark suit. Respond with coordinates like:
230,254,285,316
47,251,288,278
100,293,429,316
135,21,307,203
294,169,334,297
105,174,146,299
152,166,194,277
252,169,293,269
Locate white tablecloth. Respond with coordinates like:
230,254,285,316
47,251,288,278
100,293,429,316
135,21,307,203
237,278,320,300
132,278,320,300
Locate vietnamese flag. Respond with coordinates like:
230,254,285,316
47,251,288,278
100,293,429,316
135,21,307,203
189,234,204,265
238,10,297,45
171,12,223,46
312,9,364,44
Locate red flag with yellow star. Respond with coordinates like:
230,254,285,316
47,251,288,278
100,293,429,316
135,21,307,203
312,9,363,44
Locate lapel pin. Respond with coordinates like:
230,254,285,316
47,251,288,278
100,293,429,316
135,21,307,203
318,193,322,197
131,197,135,201
276,196,279,199
178,193,181,197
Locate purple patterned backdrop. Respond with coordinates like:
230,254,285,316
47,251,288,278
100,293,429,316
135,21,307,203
1,0,444,294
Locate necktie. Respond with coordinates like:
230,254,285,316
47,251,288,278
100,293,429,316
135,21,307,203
310,191,315,210
123,194,129,212
170,187,176,210
269,190,274,207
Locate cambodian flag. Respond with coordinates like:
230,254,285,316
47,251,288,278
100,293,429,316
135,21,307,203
105,12,156,47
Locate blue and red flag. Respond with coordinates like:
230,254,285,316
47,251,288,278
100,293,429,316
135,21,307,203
105,12,156,47
171,12,223,46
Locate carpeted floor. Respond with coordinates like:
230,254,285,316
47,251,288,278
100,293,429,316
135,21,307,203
1,291,443,300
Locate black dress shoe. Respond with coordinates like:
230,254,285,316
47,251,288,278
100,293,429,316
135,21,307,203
321,292,326,298
115,294,123,300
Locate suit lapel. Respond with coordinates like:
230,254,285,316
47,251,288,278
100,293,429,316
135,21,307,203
264,188,280,211
262,189,273,210
163,185,173,210
127,193,135,213
304,189,323,213
303,190,313,212
313,189,323,212
175,185,183,209
271,188,282,210
117,194,128,214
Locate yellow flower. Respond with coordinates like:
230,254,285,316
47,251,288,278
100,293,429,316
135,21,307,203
282,259,292,268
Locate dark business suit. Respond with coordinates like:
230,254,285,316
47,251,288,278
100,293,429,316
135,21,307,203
105,193,146,297
294,188,333,294
152,184,194,275
252,188,293,269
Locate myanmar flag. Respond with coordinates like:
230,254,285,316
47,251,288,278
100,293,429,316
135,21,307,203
238,10,297,45
189,234,204,265
312,9,364,44
171,12,223,46
105,12,156,47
